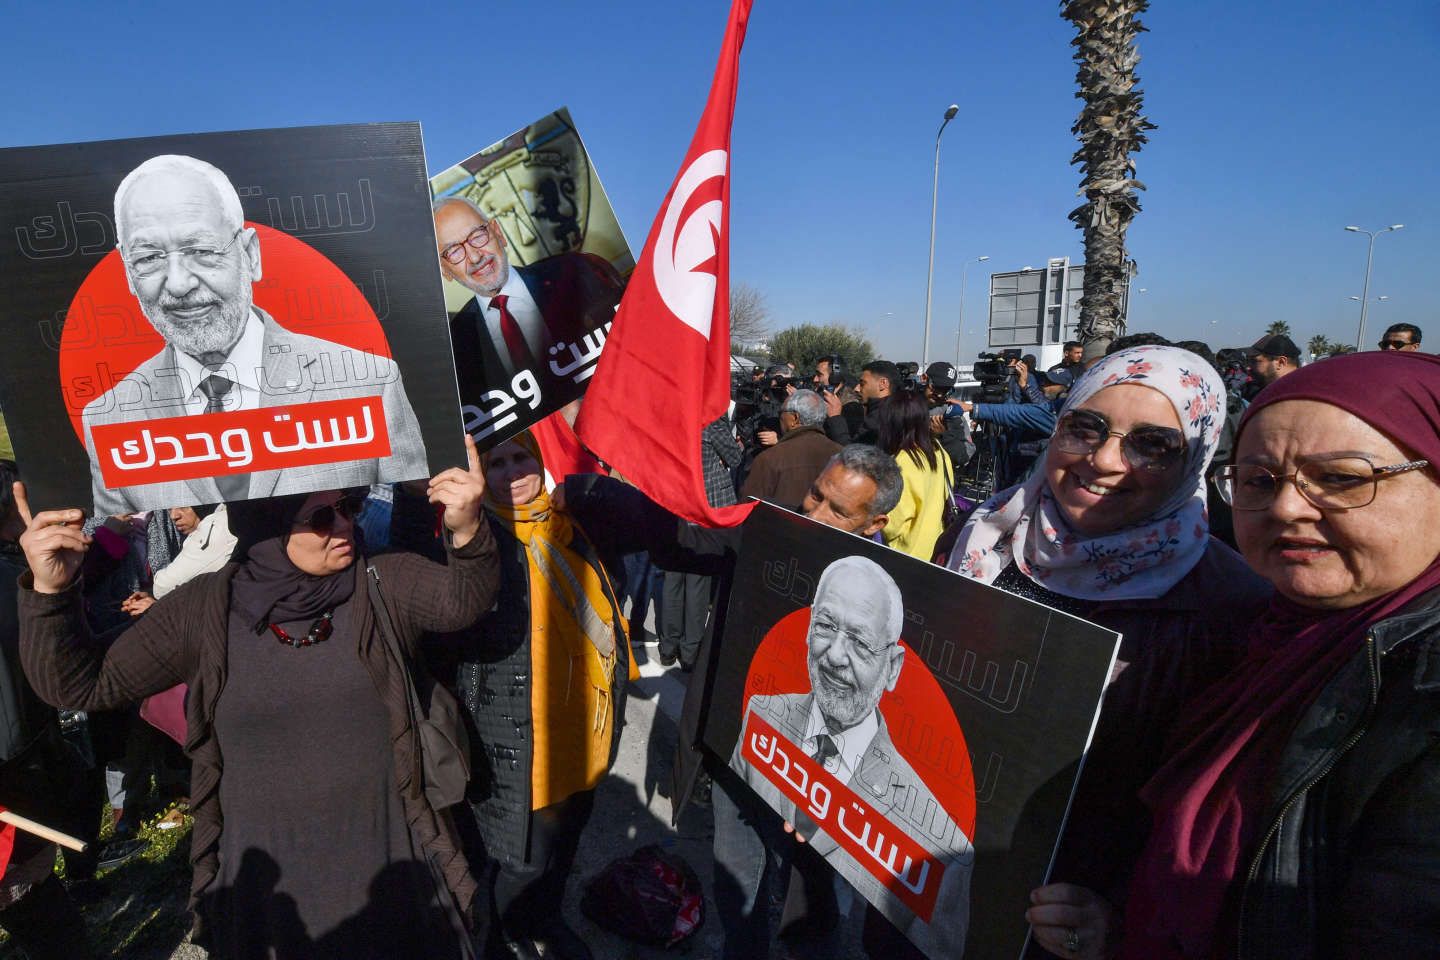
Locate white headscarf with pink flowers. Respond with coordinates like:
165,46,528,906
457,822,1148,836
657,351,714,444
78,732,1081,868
947,345,1226,601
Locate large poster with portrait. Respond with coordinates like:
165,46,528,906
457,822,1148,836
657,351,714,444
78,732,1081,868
428,108,634,450
0,122,463,515
701,503,1122,959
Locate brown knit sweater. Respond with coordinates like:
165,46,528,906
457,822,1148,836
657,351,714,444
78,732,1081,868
18,528,499,926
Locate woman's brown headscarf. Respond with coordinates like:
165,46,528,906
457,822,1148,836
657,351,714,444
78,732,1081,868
226,492,358,632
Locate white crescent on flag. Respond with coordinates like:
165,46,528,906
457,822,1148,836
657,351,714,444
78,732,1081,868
654,148,727,340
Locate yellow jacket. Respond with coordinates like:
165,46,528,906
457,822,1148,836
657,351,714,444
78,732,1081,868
884,449,954,560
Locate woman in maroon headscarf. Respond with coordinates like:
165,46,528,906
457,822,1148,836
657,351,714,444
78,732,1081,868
1029,350,1440,958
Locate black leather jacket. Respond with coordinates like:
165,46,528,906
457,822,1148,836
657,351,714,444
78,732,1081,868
1237,589,1440,959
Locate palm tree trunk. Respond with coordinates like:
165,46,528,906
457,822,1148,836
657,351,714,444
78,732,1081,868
1062,0,1155,360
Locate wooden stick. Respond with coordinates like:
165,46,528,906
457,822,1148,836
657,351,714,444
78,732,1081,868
0,810,87,852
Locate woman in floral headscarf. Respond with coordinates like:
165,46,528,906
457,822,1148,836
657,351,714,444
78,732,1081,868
944,345,1271,959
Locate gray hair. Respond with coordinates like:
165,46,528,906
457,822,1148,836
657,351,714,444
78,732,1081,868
431,194,490,222
782,390,826,427
114,155,244,250
814,555,904,646
827,444,903,515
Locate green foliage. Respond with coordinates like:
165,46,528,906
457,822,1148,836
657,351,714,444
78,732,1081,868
1307,334,1331,358
0,412,11,462
766,324,875,374
1265,320,1293,337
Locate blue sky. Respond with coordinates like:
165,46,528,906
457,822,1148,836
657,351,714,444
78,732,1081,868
3,0,1434,363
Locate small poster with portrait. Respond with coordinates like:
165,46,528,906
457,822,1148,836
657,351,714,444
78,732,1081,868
0,122,464,516
700,502,1122,959
428,107,634,451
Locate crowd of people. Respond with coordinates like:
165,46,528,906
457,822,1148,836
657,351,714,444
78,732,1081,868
1,315,1437,960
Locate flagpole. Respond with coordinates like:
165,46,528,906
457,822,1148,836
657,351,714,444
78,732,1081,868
0,810,87,852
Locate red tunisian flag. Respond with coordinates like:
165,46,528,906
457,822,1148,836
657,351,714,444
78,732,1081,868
577,0,756,528
531,411,608,482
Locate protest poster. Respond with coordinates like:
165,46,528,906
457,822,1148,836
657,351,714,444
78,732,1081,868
700,502,1122,959
0,122,463,516
428,108,634,450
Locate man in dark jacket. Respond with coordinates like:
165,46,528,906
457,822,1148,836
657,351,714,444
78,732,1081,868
741,391,841,508
823,361,898,446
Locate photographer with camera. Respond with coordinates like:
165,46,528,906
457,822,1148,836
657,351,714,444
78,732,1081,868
731,364,791,454
922,362,975,471
954,350,1062,493
823,360,900,446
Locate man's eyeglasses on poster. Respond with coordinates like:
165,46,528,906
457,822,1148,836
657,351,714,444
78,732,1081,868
122,228,245,278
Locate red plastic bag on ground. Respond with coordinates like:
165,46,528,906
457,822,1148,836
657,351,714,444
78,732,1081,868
580,844,704,947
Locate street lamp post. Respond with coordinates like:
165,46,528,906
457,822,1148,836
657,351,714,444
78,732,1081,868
922,104,960,367
954,255,990,368
1345,224,1404,349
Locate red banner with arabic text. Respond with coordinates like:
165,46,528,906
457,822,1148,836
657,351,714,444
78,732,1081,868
740,711,944,921
91,396,390,489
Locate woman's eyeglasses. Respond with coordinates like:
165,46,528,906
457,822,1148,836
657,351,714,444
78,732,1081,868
1213,456,1430,510
1053,411,1186,472
293,494,366,533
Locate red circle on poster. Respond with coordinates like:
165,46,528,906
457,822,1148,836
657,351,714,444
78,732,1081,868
57,223,392,440
741,606,977,839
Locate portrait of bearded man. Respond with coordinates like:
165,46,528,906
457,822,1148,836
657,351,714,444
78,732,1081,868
80,154,427,514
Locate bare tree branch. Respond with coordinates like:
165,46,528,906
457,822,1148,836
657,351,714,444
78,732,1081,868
729,282,772,348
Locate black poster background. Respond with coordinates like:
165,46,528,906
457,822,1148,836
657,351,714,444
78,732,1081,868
0,122,463,512
699,503,1122,959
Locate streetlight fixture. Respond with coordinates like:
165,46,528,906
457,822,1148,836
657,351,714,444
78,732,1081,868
953,255,990,368
1345,224,1404,349
922,104,960,366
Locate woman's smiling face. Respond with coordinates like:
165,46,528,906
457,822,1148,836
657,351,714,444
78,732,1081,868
484,441,543,506
1044,383,1187,535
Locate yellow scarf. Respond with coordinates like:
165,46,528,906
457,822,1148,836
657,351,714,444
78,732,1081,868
483,434,632,808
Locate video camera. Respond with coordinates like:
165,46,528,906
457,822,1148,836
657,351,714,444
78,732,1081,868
971,349,1022,404
895,361,921,391
731,367,791,450
972,349,1022,382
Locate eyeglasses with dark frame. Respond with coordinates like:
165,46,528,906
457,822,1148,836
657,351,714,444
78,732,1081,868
1052,411,1186,472
1378,338,1413,351
122,228,245,278
439,224,495,265
1213,456,1431,511
293,494,366,534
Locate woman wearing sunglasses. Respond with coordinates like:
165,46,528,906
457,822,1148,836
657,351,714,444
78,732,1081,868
14,435,499,960
943,346,1271,959
1104,351,1440,960
454,432,631,960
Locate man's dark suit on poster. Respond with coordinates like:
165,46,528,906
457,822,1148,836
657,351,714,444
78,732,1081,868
449,252,624,403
